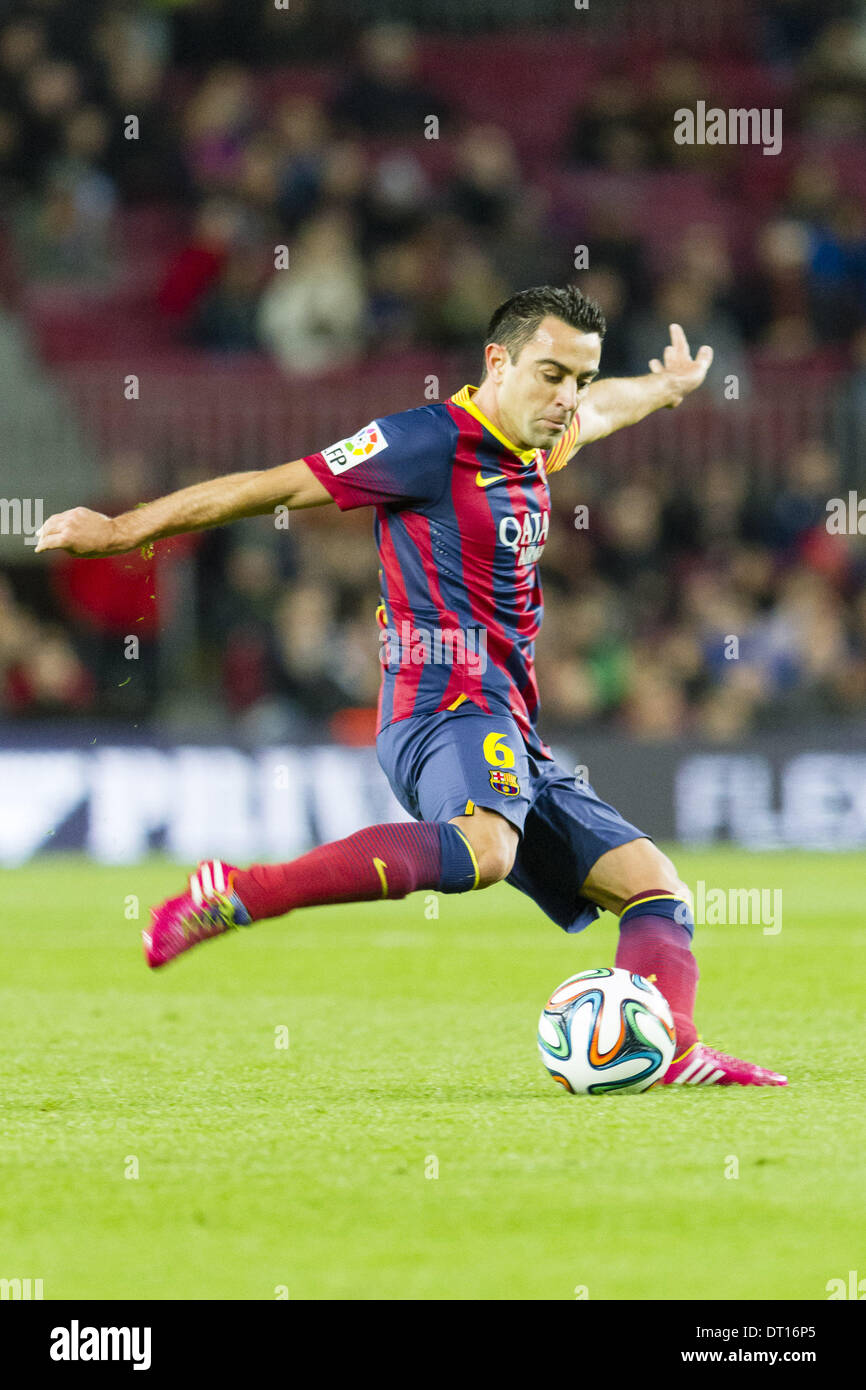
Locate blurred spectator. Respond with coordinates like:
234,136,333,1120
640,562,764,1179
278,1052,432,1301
0,14,47,88
17,58,82,184
100,43,189,203
192,242,270,351
799,16,866,139
808,197,866,342
429,241,507,349
257,208,366,372
183,64,256,190
758,439,840,550
356,148,430,256
448,125,521,232
833,324,866,472
331,22,444,137
366,236,430,347
0,107,26,199
170,0,351,68
157,196,247,321
760,0,850,66
11,142,117,284
732,218,812,346
273,96,331,232
567,76,654,172
0,575,93,714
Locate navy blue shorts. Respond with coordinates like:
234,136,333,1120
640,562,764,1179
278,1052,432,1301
377,705,649,933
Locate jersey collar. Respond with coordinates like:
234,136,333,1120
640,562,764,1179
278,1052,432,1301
449,384,540,466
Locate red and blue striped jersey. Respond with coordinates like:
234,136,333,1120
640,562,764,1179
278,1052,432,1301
303,385,580,757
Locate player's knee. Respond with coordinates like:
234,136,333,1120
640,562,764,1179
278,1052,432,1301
635,844,687,901
674,875,694,912
449,810,518,889
650,848,692,910
636,844,684,894
475,840,516,888
584,837,690,915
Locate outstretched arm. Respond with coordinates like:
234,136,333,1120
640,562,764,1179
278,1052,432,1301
35,457,333,557
571,322,713,449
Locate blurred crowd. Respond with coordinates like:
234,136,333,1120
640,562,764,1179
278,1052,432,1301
537,433,866,739
2,0,866,740
6,426,866,742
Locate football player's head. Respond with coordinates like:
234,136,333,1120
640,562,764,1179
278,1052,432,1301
481,286,605,451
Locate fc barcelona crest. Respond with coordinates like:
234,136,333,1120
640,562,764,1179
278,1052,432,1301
489,769,520,796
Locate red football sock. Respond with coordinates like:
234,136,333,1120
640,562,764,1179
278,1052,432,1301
232,821,452,921
615,899,699,1055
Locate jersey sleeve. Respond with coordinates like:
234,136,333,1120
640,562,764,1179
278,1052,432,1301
302,405,454,511
543,412,581,474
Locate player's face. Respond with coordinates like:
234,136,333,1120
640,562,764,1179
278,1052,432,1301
495,316,602,451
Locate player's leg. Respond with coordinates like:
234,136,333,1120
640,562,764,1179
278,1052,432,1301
509,773,694,1019
144,709,524,967
579,836,700,1056
578,837,691,915
143,817,482,968
507,769,786,1086
232,708,525,908
581,838,786,1084
448,806,519,888
225,802,516,919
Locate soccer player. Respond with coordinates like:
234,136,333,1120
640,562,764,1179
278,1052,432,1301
36,286,786,1086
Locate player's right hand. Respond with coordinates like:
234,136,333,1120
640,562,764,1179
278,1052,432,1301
35,507,119,557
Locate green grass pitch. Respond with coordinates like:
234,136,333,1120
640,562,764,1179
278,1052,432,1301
1,849,862,1301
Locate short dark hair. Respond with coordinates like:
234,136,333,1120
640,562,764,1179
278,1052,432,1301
481,285,606,378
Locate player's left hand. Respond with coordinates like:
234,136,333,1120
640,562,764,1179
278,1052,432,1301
648,323,713,406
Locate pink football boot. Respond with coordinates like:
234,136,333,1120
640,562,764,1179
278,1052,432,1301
143,860,251,969
656,1041,787,1087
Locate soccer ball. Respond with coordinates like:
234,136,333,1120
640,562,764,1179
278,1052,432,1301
537,967,676,1095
